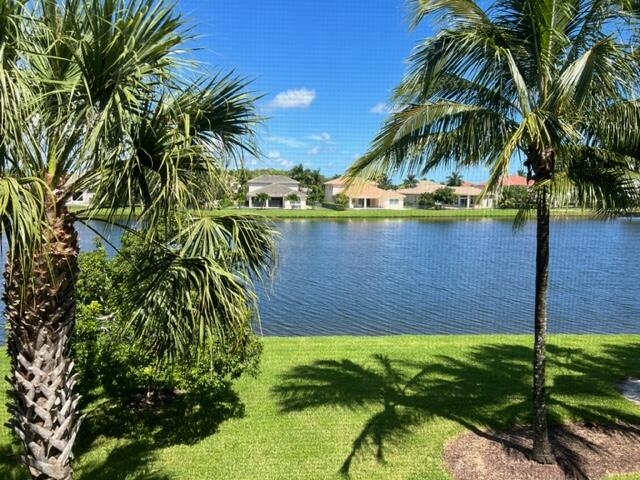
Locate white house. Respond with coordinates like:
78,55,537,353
247,175,307,209
324,177,405,209
67,190,95,206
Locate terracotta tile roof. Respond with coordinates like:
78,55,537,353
343,183,404,199
500,175,532,186
324,176,347,185
396,180,444,195
326,177,404,199
451,185,483,196
474,175,532,187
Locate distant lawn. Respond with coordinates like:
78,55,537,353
207,207,594,219
1,334,639,479
69,205,596,220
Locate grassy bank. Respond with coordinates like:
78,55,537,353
209,207,597,219
71,206,596,220
1,334,639,479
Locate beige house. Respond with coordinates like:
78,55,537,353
396,180,444,205
324,177,405,209
397,180,490,208
247,175,307,209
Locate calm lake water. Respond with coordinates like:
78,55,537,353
2,218,640,338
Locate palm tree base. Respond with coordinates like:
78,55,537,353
530,450,556,464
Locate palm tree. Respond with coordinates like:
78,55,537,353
348,0,639,464
0,1,275,478
446,171,463,186
255,192,270,208
402,174,419,188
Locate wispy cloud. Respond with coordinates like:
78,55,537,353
307,132,334,156
309,132,331,141
266,150,293,168
370,102,404,114
266,136,307,148
269,88,316,109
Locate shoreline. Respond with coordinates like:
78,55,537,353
71,206,601,221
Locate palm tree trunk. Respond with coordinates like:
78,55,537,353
4,203,83,480
531,186,555,464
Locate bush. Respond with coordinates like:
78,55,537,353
334,192,349,208
433,187,457,205
72,236,262,400
418,193,436,209
322,202,346,211
498,186,529,209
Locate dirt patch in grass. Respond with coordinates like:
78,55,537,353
444,423,640,480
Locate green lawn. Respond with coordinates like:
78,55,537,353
206,207,594,219
1,334,639,479
70,206,596,220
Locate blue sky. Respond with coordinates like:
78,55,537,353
177,0,502,183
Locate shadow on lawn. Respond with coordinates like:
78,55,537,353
273,342,640,478
0,385,244,480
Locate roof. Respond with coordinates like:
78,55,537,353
248,174,299,185
461,180,481,187
500,175,532,186
474,175,532,187
452,185,483,196
396,180,444,195
247,184,306,198
324,177,404,198
324,177,347,185
344,182,404,199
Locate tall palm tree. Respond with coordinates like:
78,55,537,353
446,171,463,186
0,1,275,478
348,0,639,464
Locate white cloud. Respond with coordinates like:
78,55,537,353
269,88,316,109
307,146,321,155
309,132,331,141
266,150,293,168
370,102,404,114
267,136,307,148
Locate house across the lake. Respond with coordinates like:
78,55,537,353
247,175,307,209
324,177,405,209
397,180,490,208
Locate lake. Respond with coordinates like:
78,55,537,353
5,217,640,337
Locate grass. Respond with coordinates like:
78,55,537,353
71,206,596,220
1,334,639,479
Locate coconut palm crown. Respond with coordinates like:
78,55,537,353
348,0,639,464
0,1,276,478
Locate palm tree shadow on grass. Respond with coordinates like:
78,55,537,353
273,342,640,478
0,385,244,480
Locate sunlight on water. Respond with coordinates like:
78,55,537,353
1,218,638,339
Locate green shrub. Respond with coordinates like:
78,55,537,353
498,186,529,209
322,202,346,211
334,192,349,208
418,193,436,209
433,187,457,205
72,236,262,400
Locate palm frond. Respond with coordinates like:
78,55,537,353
115,214,276,363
